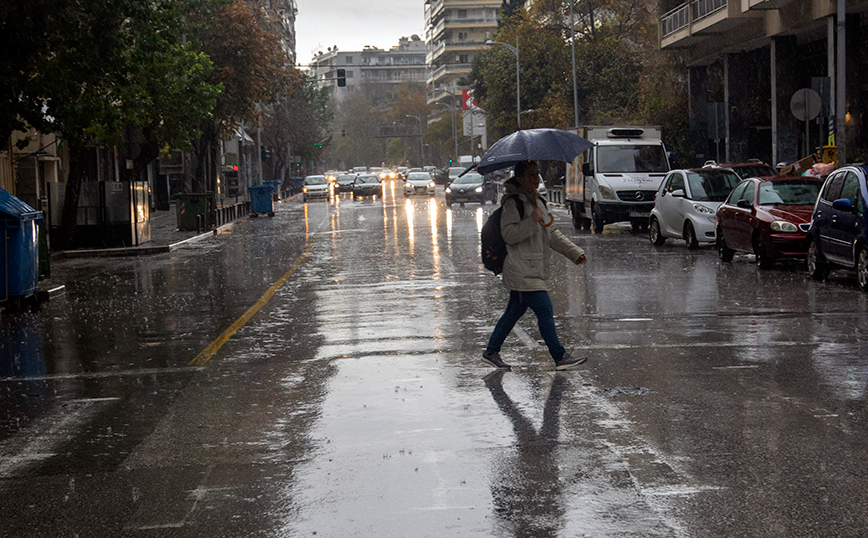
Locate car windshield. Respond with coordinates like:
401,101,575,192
356,175,377,184
407,173,431,180
338,175,355,182
453,174,483,184
757,180,821,205
730,165,776,179
305,176,326,185
686,170,741,202
448,167,464,176
597,145,669,173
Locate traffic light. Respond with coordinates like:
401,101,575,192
336,69,346,87
260,145,272,161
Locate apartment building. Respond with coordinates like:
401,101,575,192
425,0,501,113
309,36,427,103
660,0,868,167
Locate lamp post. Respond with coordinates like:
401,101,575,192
436,101,459,165
568,0,579,130
406,114,424,166
485,37,521,129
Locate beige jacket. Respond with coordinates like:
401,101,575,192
500,180,585,291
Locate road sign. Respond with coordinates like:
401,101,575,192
790,88,822,122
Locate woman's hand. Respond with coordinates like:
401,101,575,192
531,207,545,224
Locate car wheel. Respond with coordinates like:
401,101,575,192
592,204,604,234
857,248,868,291
571,204,582,229
753,234,774,269
718,229,734,262
649,217,666,246
683,221,699,250
806,240,830,281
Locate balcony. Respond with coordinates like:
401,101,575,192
660,0,763,50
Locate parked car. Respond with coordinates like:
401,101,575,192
806,165,868,289
716,175,822,268
353,174,382,199
336,174,356,193
404,172,436,196
303,175,331,202
445,172,497,206
447,167,465,183
650,168,741,248
704,160,777,179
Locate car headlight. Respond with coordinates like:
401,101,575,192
303,187,308,193
692,203,715,215
445,187,452,193
599,185,616,200
475,186,483,193
770,220,799,232
405,182,412,188
429,182,436,188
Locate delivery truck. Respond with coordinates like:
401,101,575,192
565,126,670,233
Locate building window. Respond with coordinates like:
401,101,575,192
458,9,467,18
458,32,468,41
346,56,353,64
458,54,469,64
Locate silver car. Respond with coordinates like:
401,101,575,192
649,168,741,249
404,172,435,196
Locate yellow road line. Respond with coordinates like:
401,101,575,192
189,236,320,366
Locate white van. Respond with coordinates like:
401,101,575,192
565,126,670,233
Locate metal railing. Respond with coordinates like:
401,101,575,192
661,4,690,38
661,0,727,39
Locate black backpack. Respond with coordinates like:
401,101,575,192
481,195,525,275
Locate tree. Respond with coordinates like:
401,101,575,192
6,0,220,248
187,0,292,192
262,80,332,180
331,93,383,168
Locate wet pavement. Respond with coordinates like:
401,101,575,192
2,183,868,537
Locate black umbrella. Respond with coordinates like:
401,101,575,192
464,128,593,176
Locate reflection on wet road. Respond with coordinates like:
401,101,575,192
2,182,868,536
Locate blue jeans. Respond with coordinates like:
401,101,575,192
486,290,565,361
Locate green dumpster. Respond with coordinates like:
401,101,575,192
176,193,214,231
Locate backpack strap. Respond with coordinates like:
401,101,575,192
502,194,525,220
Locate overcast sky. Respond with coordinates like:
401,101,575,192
294,0,426,66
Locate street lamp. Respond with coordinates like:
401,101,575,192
485,37,521,129
436,101,459,166
568,0,579,129
406,114,424,166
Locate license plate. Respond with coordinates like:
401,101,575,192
629,211,650,218
416,188,427,193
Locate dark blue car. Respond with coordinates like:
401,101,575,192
806,165,868,290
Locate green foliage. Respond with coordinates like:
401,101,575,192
473,0,688,147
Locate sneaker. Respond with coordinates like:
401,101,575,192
482,351,512,370
554,352,587,371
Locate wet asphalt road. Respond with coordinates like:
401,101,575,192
1,182,868,537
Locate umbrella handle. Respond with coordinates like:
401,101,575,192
540,212,554,228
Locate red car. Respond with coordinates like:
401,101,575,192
716,175,823,268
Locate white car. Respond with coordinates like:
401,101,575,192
404,172,435,196
649,168,741,249
302,175,331,202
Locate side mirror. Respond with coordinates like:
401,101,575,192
832,198,853,211
671,189,685,198
582,163,593,176
736,199,752,209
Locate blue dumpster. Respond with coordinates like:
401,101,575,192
264,180,282,201
1,188,43,301
248,185,274,216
